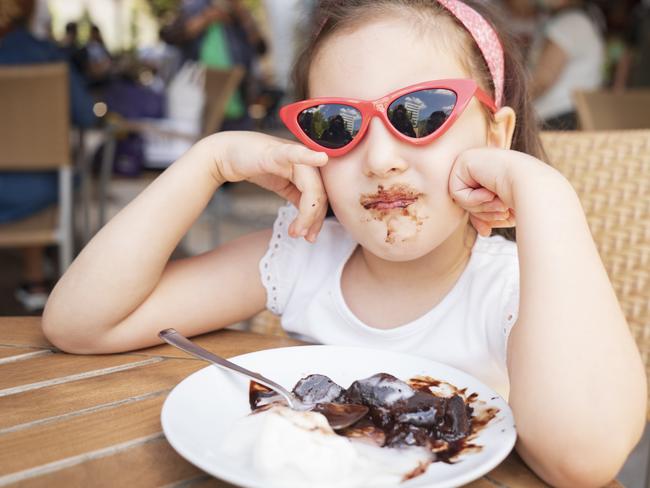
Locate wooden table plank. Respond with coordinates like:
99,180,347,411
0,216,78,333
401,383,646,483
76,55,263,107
0,317,50,348
170,477,237,488
177,476,271,488
486,452,550,487
10,437,219,488
0,347,51,361
0,395,165,477
171,472,501,487
462,479,501,488
0,358,204,430
0,353,160,391
136,329,305,359
486,452,623,488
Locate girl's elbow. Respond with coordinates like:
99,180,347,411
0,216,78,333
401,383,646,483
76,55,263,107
42,306,98,355
523,434,635,488
548,453,624,487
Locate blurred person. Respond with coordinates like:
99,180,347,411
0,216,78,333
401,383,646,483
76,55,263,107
528,0,605,129
84,24,112,87
160,0,268,129
29,0,51,40
599,1,631,89
497,0,541,56
60,21,88,78
625,0,650,88
0,0,95,311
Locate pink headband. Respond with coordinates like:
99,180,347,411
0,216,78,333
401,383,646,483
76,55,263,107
314,0,505,107
436,0,504,107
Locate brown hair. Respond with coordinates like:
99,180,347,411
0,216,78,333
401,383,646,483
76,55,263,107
291,0,548,241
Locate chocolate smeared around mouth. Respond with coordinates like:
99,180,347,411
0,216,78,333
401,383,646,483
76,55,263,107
359,185,426,243
360,184,423,211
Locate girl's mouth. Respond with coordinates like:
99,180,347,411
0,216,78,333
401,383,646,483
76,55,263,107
359,184,423,210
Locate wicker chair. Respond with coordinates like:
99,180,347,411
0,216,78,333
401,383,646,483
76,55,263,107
541,130,650,418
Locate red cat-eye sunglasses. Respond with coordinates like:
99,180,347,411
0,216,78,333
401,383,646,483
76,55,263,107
280,78,497,157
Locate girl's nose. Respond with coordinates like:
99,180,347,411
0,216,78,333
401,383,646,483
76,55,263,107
360,118,409,178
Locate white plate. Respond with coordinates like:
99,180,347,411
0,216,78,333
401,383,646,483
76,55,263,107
161,345,516,488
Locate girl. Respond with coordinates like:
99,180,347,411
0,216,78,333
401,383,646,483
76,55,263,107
43,1,646,485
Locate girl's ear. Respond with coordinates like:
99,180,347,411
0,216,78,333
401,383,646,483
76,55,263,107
488,106,516,149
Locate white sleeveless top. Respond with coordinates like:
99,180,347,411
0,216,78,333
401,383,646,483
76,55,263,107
259,204,520,399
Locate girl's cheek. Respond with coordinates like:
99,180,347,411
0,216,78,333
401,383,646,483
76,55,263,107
321,161,354,197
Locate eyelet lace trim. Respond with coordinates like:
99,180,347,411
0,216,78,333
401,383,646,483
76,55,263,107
259,203,298,315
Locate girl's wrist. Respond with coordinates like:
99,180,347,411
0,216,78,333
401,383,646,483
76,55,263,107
194,133,229,186
506,151,574,206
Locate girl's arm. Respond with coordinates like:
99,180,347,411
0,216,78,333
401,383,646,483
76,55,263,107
450,148,647,487
530,39,568,100
43,132,328,354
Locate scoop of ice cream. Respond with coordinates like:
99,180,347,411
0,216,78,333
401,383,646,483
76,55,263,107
220,405,432,488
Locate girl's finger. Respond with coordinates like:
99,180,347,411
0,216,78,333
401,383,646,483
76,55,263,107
281,183,301,208
472,197,508,213
488,215,516,228
266,144,328,176
470,211,511,222
469,215,492,237
452,186,497,209
470,214,515,228
305,202,329,242
289,165,327,239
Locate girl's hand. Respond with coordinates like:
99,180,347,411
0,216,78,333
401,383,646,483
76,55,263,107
207,131,329,242
448,147,534,236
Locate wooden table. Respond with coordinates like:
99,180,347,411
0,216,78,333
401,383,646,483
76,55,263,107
0,317,621,488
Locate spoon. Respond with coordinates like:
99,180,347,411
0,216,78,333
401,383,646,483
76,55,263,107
158,328,368,430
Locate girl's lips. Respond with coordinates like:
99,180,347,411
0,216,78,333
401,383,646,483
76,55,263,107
360,184,423,210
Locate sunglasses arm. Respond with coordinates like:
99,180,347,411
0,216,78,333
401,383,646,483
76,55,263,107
474,87,498,113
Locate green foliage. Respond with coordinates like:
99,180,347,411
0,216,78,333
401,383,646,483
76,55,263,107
312,110,327,138
146,0,180,20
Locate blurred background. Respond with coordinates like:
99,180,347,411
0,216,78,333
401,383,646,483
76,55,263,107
0,2,649,486
0,0,648,313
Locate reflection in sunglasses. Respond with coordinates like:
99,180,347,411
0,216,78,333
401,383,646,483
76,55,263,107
298,89,457,149
388,89,456,138
299,104,361,149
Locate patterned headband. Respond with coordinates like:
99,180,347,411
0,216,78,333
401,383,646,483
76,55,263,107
436,0,504,107
314,0,505,107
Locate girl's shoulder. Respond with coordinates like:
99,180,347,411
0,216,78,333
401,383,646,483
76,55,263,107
466,234,519,293
260,204,356,315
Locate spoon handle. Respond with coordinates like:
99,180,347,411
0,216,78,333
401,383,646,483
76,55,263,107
158,328,295,407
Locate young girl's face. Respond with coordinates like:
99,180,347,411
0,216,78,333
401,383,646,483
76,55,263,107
310,16,492,261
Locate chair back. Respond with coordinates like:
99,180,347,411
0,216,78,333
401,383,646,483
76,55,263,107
574,89,650,131
0,63,70,170
541,130,650,417
201,66,245,137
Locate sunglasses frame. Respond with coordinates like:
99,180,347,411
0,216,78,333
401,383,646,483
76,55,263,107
280,78,497,157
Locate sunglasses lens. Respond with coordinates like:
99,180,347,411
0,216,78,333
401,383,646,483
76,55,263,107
297,104,362,149
388,89,457,138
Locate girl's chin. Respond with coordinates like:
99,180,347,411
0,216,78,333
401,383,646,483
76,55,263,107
358,229,435,262
353,216,465,262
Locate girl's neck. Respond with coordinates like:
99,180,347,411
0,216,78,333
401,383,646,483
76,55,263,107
356,222,477,286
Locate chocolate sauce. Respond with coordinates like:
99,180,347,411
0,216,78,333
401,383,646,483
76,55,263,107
249,372,499,466
359,184,423,210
